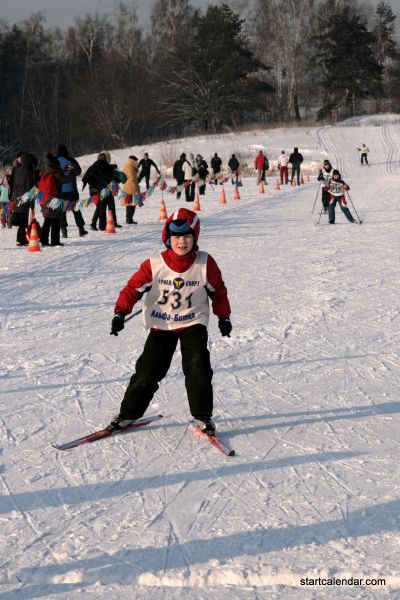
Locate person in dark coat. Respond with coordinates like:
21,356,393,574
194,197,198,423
56,145,87,238
228,154,240,184
288,147,303,185
254,151,269,184
8,152,23,200
11,153,37,246
173,153,186,199
211,153,222,184
194,154,209,195
83,152,121,231
137,152,160,190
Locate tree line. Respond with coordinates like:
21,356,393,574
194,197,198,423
0,0,398,161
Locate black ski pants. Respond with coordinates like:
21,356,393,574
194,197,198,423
120,325,213,420
291,165,301,185
138,171,150,190
185,181,195,202
41,217,61,245
361,153,368,165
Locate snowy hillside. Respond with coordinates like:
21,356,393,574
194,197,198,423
1,115,400,599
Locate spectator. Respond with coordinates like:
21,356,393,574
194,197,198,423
228,154,240,184
56,144,88,238
277,151,289,185
194,154,209,195
83,152,122,231
211,153,222,184
122,156,140,225
138,152,160,190
173,153,186,200
39,154,68,246
289,147,303,185
11,153,37,246
254,150,269,184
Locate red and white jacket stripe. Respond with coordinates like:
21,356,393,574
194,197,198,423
115,248,231,323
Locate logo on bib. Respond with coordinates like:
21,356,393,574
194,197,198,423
173,277,185,290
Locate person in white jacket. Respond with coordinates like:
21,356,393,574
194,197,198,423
183,155,195,202
277,150,289,184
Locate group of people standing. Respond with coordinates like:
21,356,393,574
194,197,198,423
172,152,241,202
2,149,161,246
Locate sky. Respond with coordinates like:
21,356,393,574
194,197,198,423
0,0,224,29
0,0,397,31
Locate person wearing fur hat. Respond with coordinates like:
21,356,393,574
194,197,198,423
122,155,140,224
108,207,232,435
325,169,355,224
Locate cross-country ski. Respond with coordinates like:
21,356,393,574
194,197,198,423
52,414,163,450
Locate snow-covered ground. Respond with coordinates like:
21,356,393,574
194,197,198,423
1,115,400,599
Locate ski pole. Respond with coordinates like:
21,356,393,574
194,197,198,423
311,182,322,214
125,308,142,323
315,198,325,225
345,191,362,224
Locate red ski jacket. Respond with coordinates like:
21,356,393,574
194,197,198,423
114,207,231,325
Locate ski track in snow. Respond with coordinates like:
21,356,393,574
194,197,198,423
1,117,400,599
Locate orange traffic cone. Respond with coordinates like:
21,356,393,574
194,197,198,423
219,187,227,205
233,186,240,200
300,175,304,185
193,192,201,211
159,199,168,220
305,174,310,183
259,182,265,194
28,220,41,253
105,209,116,233
275,179,281,191
291,178,297,187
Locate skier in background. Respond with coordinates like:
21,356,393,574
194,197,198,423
109,208,232,435
357,144,369,166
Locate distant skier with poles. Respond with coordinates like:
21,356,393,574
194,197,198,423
326,169,356,224
357,144,369,166
108,207,232,435
317,159,333,212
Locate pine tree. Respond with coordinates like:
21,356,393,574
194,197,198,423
371,1,398,111
316,6,383,121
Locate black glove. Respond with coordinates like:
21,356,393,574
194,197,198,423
218,318,232,337
110,312,125,336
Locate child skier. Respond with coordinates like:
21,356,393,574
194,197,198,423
108,207,232,435
325,169,356,224
317,159,333,212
